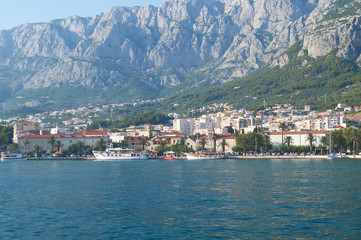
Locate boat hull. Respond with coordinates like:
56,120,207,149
93,151,148,161
1,153,27,161
185,153,224,160
327,154,338,159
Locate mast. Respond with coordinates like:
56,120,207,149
328,131,332,155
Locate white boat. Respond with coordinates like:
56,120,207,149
1,152,27,161
327,132,338,159
92,148,148,161
327,154,338,159
184,152,224,160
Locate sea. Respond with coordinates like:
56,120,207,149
0,159,360,239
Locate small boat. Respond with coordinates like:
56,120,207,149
327,132,338,159
327,154,338,159
157,151,175,160
1,152,27,161
93,148,148,161
184,152,224,160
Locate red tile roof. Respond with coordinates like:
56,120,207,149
82,130,108,136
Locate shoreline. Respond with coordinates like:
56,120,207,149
24,155,361,161
228,155,361,159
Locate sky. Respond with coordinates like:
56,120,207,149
0,0,168,30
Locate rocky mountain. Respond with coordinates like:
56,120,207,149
0,0,360,110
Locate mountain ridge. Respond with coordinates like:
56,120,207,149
0,0,360,111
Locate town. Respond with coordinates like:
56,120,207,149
1,102,361,158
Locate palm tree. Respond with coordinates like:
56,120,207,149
54,140,63,152
285,136,293,151
306,133,316,153
180,138,186,152
34,145,41,157
140,138,148,151
159,141,167,153
22,139,30,154
262,134,271,153
237,134,248,154
344,128,360,157
320,135,329,155
199,138,207,151
218,139,228,153
279,122,287,145
48,136,56,152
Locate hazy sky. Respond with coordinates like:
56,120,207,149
0,0,168,30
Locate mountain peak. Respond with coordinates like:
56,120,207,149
1,0,360,111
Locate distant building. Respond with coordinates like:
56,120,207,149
13,121,41,143
19,130,108,153
335,103,347,110
195,133,236,152
269,130,329,147
304,105,311,111
148,132,186,151
173,118,195,136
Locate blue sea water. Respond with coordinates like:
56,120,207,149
0,159,361,239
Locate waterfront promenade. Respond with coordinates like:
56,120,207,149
25,155,361,160
229,155,361,159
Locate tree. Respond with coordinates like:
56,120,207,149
67,142,84,156
306,133,316,153
344,128,360,157
75,142,84,156
48,136,56,152
262,134,272,152
22,139,30,153
33,145,41,157
218,139,228,153
332,129,347,152
54,140,63,152
198,138,207,151
159,141,167,153
9,143,20,152
237,134,248,154
285,136,293,151
279,122,287,145
180,138,186,152
140,138,148,151
320,135,329,155
94,139,106,151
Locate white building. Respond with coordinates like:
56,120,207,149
269,130,329,147
323,115,347,130
173,118,195,136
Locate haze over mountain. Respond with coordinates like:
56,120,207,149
0,0,360,111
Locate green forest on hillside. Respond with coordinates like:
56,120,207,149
137,42,361,114
2,42,361,118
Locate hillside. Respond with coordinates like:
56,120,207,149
126,42,361,114
0,0,361,113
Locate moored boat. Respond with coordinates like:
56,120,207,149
157,151,175,160
92,148,148,161
184,152,224,160
327,154,338,159
327,132,338,159
1,152,27,161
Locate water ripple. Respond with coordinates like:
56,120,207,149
0,159,361,239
